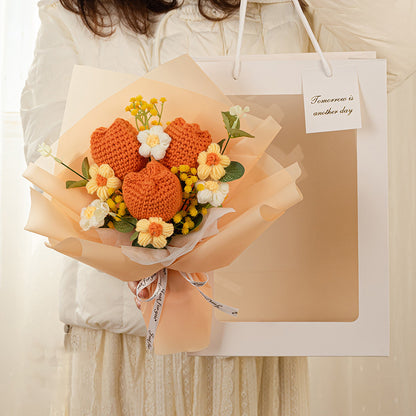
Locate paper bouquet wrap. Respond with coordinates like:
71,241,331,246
23,56,303,354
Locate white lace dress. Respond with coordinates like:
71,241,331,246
55,327,309,416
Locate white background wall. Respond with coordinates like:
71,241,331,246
309,72,416,416
0,2,64,414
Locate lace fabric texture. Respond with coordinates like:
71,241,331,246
51,326,310,416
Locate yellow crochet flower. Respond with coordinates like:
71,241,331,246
136,217,174,249
86,164,121,201
197,143,230,180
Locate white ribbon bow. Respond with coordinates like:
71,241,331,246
136,269,239,351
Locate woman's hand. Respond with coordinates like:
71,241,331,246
127,281,149,310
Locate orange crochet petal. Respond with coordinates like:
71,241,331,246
90,118,147,180
161,118,212,169
122,160,183,222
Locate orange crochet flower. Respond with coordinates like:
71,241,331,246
122,160,182,221
161,118,212,169
90,118,147,180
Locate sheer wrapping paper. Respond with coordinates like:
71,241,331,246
23,56,302,353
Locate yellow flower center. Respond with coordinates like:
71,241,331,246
146,134,160,147
206,152,221,166
84,206,96,219
205,181,220,192
148,222,163,237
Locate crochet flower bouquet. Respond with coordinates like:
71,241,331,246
24,56,302,354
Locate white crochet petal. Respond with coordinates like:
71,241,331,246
150,125,164,135
151,145,166,160
137,130,150,144
197,189,212,204
211,191,225,207
139,143,151,157
160,132,172,146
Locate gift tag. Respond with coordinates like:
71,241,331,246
302,67,362,133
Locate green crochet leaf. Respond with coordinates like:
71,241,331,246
113,219,135,233
220,161,245,182
66,179,88,189
82,157,91,179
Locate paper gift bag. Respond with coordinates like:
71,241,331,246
191,51,389,356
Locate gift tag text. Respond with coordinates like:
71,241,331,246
302,67,362,134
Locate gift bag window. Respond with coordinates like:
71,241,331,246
210,93,359,323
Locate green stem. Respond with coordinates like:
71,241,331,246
138,112,146,127
144,111,150,129
221,133,232,154
135,111,147,131
53,157,86,180
158,102,164,125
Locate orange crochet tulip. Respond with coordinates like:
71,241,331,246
90,118,147,180
122,160,183,222
161,118,212,169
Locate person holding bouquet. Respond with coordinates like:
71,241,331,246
21,0,413,414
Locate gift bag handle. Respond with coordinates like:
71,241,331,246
233,0,333,79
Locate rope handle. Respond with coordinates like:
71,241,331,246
233,0,333,80
232,0,249,80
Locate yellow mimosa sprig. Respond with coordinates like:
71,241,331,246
125,96,167,131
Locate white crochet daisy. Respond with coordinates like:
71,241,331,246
196,180,229,207
79,199,110,231
137,126,171,160
229,105,250,118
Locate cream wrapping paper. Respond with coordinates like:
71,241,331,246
23,56,303,353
